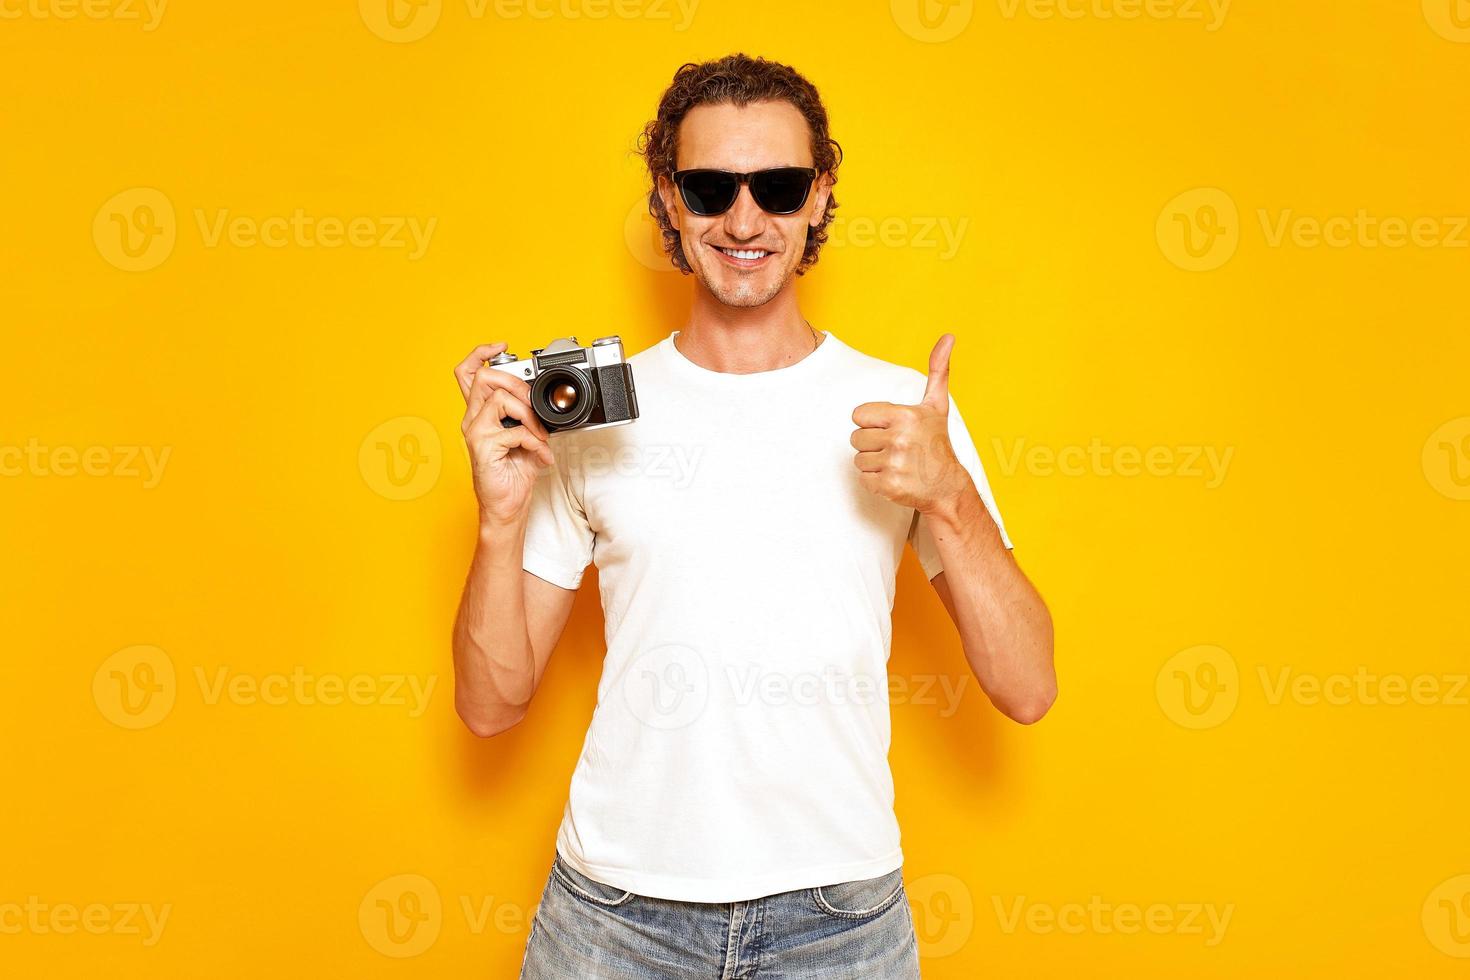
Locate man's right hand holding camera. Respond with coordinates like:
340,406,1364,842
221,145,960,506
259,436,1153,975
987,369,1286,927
454,342,557,528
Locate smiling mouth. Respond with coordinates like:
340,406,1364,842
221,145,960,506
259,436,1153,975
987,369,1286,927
713,245,773,263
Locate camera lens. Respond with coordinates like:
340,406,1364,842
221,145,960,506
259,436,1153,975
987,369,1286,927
532,367,597,429
548,382,579,412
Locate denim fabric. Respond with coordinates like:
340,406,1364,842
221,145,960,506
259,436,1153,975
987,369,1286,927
520,852,922,978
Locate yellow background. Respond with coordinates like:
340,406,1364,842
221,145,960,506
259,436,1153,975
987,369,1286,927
3,0,1468,976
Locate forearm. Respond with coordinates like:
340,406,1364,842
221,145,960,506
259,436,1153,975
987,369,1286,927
925,484,1056,724
452,519,537,736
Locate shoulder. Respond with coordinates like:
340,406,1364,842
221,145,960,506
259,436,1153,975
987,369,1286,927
829,335,929,404
616,334,670,387
627,335,668,367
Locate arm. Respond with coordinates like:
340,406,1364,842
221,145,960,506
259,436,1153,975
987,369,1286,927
851,333,1056,725
450,343,578,738
452,525,578,737
925,493,1055,724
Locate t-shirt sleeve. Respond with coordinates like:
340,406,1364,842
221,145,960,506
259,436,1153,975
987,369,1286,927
521,443,595,590
909,395,1013,579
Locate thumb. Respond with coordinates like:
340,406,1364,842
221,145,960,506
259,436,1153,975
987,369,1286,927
921,333,954,411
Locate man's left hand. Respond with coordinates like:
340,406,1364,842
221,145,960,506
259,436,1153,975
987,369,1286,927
850,333,971,514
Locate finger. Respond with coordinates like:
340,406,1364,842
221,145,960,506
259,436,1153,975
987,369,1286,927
505,424,556,468
853,450,886,473
921,333,954,411
465,364,534,417
849,427,887,453
852,401,902,429
467,409,555,468
463,376,513,432
489,389,552,442
467,389,528,434
454,343,510,399
464,391,519,438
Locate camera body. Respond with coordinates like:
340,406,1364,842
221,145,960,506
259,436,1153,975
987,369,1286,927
487,336,639,435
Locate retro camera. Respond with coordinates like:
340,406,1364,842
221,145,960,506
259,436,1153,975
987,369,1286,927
487,336,639,435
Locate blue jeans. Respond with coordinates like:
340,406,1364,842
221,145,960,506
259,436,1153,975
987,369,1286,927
520,852,922,978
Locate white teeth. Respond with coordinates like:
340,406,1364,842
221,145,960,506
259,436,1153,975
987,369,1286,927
719,247,768,260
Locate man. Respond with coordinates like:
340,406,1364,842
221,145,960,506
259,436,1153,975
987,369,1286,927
452,53,1056,978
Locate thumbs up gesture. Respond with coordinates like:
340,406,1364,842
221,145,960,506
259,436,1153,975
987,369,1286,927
850,334,970,512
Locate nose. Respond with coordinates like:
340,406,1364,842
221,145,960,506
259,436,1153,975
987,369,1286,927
721,183,766,241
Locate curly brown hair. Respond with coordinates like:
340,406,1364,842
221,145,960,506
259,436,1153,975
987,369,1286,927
636,53,842,275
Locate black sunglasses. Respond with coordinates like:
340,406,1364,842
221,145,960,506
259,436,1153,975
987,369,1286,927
671,167,818,217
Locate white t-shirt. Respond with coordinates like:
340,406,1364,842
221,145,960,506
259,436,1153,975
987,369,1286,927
522,329,1010,902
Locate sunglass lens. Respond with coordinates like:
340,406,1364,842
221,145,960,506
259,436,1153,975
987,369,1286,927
751,168,813,214
679,171,739,216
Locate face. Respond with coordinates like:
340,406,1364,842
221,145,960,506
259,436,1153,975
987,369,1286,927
657,100,832,308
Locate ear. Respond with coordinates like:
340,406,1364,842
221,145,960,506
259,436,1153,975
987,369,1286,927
809,170,834,228
656,173,681,229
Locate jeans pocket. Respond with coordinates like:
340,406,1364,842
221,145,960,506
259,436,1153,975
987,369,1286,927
812,867,907,920
551,853,636,908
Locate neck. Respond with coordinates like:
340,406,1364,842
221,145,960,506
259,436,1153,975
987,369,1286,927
677,281,820,374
